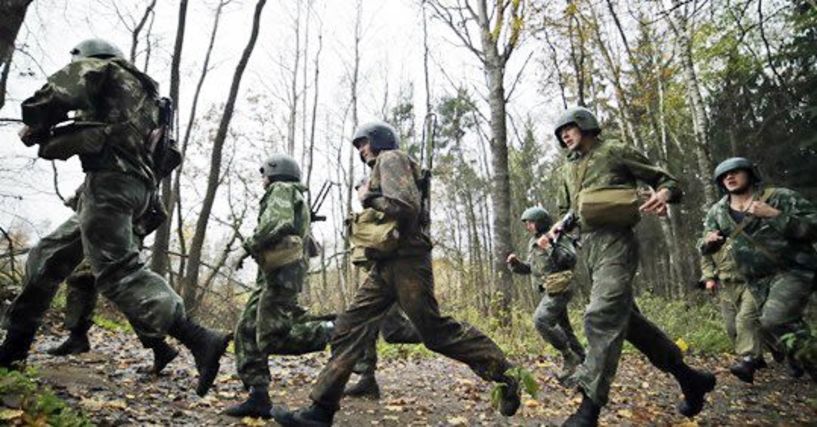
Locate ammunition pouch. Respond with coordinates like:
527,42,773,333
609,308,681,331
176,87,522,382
578,186,640,228
259,235,304,273
133,193,168,238
38,121,109,160
350,208,400,259
543,270,574,295
146,126,181,179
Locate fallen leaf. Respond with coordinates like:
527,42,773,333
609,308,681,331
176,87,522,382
0,409,24,420
447,416,469,426
241,416,267,426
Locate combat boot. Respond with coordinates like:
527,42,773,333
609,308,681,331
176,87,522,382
671,363,716,418
557,350,583,384
0,328,35,369
498,375,521,416
46,328,91,356
150,340,179,374
270,402,335,427
343,373,380,399
224,386,272,418
562,391,601,427
729,356,765,383
168,318,230,396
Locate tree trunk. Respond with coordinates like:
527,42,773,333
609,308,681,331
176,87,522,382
0,0,33,110
152,0,188,278
181,0,267,312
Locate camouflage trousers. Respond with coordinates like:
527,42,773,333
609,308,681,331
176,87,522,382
718,280,762,358
572,228,683,406
234,261,333,389
533,289,584,358
63,260,97,334
5,171,184,340
752,269,814,359
310,253,513,410
351,304,421,376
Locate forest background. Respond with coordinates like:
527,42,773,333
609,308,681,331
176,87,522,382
0,0,815,358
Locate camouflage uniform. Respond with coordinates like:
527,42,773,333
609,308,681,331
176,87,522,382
62,260,98,336
234,181,333,389
509,236,584,360
699,187,817,362
351,304,420,377
308,150,515,410
699,242,762,359
557,139,689,407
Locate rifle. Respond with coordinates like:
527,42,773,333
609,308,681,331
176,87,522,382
418,112,437,227
549,210,580,247
310,181,337,222
148,97,181,179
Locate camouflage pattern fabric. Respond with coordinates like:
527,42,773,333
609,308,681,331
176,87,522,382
509,236,583,357
699,187,817,359
63,260,97,334
351,304,421,376
557,139,685,407
234,181,332,389
700,243,762,358
309,150,513,410
22,57,160,185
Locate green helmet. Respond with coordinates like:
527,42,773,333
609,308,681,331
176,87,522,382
260,153,301,182
553,106,601,147
352,121,400,151
70,39,124,62
520,206,552,231
713,157,761,190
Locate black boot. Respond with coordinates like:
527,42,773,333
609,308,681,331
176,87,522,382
270,402,335,427
671,363,716,418
46,330,91,356
343,373,380,399
562,391,601,427
498,375,521,417
168,318,230,396
150,340,179,374
224,386,272,418
0,328,35,369
729,356,764,384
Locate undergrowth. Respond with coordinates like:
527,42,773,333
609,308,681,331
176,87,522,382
0,368,91,426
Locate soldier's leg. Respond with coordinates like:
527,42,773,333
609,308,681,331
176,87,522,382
533,291,583,381
719,284,739,345
380,305,421,344
759,270,814,379
0,215,84,367
728,285,766,383
47,261,97,356
80,172,228,396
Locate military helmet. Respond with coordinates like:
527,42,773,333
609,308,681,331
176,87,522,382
520,206,552,231
713,157,761,189
260,153,301,182
352,121,400,151
70,39,124,62
553,106,601,147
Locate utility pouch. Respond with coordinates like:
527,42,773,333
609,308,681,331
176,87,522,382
350,208,400,258
260,235,304,272
38,121,109,160
543,270,574,295
133,193,168,238
578,187,640,228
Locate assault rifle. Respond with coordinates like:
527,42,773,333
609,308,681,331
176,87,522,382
310,181,337,222
148,97,181,179
549,210,580,246
418,113,437,227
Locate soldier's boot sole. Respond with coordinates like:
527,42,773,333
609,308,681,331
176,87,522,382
223,389,272,419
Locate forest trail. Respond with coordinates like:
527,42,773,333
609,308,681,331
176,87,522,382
5,323,817,426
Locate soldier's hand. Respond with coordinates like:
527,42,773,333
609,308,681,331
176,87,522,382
747,201,781,219
704,230,725,244
639,188,670,216
536,234,552,250
506,253,520,265
18,125,39,146
705,279,718,295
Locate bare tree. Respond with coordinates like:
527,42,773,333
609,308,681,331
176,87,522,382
0,0,33,110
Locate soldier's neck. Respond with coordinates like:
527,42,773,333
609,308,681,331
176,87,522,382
728,190,754,211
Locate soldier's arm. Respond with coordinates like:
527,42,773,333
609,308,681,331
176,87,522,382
618,144,682,203
548,239,577,272
698,208,725,255
699,253,718,282
767,189,817,242
21,60,106,131
509,257,532,275
556,166,571,216
361,152,421,222
245,185,298,254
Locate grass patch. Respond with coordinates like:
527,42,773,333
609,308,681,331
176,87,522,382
91,314,132,333
0,368,91,426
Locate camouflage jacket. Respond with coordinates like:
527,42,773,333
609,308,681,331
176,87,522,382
699,187,817,280
361,150,432,253
509,235,577,280
22,57,160,185
244,181,310,256
699,240,744,284
556,139,682,224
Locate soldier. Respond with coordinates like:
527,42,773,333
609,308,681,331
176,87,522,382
699,157,817,381
272,121,523,426
0,39,229,397
224,154,335,418
550,107,716,426
507,206,584,382
700,241,767,383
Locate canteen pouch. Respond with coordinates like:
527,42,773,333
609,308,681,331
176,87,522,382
260,235,305,273
350,208,400,258
578,187,640,228
543,270,574,295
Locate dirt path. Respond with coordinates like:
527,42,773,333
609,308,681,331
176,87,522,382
14,326,817,426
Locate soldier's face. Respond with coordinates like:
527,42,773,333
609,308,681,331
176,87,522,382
560,125,584,151
524,220,537,234
721,169,750,193
262,175,272,189
356,139,377,164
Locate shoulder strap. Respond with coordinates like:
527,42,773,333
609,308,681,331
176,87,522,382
570,151,593,208
730,187,783,266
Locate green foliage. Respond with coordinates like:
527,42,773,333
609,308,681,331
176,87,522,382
630,294,731,354
0,368,92,426
91,313,132,333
